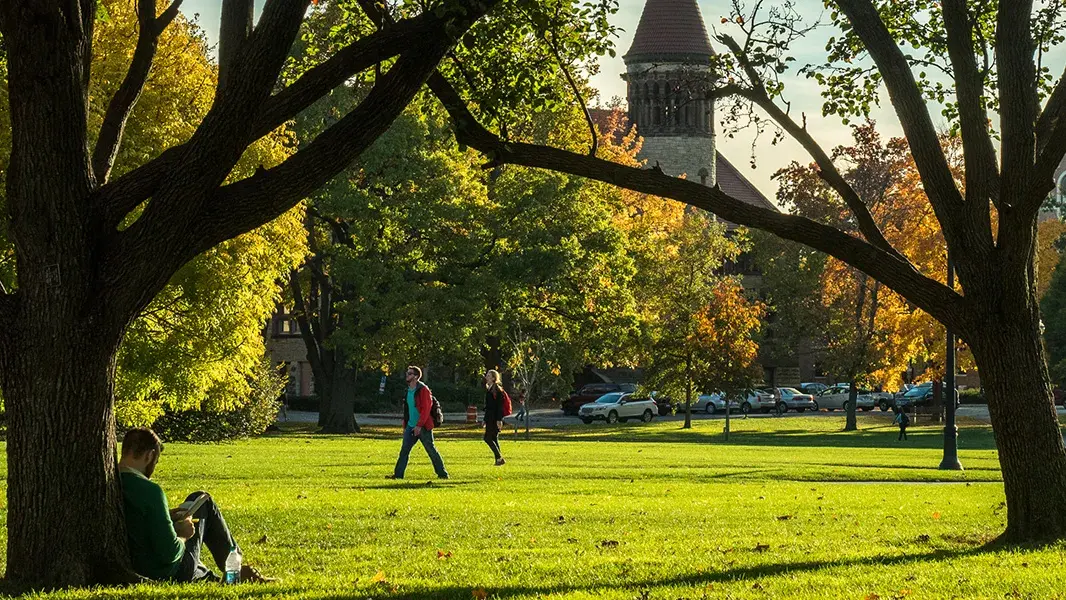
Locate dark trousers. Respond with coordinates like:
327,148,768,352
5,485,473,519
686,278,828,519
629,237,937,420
173,492,239,583
898,426,908,440
393,426,448,479
484,420,502,460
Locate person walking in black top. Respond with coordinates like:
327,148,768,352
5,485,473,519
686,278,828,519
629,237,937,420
483,369,506,466
893,404,910,441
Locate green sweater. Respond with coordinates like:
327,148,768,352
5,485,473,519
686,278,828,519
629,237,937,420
119,468,184,580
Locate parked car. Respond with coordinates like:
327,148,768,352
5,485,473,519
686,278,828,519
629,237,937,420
578,393,657,424
650,392,675,416
816,383,876,412
897,382,934,407
693,392,738,414
800,382,829,396
772,387,817,412
562,383,637,415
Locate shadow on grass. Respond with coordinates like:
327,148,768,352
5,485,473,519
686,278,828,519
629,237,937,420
135,544,999,600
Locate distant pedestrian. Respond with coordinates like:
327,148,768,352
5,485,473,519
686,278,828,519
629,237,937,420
893,405,910,441
512,390,528,433
388,366,448,480
483,370,509,465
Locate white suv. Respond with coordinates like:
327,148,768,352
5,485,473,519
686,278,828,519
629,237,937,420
579,393,657,424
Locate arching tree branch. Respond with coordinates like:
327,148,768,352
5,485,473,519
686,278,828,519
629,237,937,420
430,74,969,333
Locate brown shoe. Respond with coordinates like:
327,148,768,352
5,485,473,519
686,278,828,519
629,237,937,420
240,565,276,584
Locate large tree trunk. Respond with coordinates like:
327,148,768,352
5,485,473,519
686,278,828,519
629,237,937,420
0,7,138,586
1,325,135,586
320,358,360,434
970,315,1066,543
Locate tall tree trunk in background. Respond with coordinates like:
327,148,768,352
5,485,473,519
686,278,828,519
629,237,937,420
320,351,361,434
683,354,693,429
845,379,858,432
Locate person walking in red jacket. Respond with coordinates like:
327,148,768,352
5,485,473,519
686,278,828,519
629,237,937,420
389,366,448,479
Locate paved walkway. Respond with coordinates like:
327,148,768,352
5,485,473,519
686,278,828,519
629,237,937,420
279,404,1066,427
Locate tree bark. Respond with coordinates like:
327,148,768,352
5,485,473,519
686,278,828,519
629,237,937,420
1,330,139,587
684,355,693,429
970,317,1066,543
844,379,858,432
320,353,360,434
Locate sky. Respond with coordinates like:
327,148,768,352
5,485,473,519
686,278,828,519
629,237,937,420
178,0,1062,202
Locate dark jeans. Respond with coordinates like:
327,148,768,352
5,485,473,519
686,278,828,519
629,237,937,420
393,426,448,479
484,420,502,460
173,492,239,583
898,426,908,440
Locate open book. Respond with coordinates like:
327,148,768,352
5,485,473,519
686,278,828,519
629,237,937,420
175,493,209,519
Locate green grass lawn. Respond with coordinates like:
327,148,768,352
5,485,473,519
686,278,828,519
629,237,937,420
6,414,1066,599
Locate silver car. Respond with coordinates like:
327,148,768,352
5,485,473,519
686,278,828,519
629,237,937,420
773,387,817,412
816,384,876,412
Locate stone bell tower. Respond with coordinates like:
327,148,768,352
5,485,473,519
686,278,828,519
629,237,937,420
622,0,717,186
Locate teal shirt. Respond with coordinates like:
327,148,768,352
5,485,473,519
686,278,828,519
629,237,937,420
119,468,184,580
407,387,419,428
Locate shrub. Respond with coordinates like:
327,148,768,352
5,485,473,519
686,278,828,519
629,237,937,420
151,360,284,442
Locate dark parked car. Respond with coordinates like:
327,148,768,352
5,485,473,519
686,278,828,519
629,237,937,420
562,383,637,415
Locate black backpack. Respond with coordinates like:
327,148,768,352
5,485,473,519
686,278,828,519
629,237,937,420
418,382,445,426
430,394,444,427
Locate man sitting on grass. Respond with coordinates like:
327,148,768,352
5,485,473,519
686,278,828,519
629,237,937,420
118,427,272,583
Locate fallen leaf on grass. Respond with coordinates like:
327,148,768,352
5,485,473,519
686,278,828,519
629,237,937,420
437,550,453,560
371,571,387,584
599,540,619,548
754,543,770,552
917,534,930,542
864,594,880,600
472,588,488,600
932,512,941,519
752,582,764,590
776,515,794,521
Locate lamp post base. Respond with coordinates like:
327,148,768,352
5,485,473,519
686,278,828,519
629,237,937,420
939,424,964,470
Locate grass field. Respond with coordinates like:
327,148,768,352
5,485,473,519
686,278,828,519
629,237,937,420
6,414,1066,599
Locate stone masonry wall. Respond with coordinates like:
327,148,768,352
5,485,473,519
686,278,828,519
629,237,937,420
639,134,716,186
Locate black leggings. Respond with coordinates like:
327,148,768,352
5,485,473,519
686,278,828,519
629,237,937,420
484,420,502,460
898,426,908,440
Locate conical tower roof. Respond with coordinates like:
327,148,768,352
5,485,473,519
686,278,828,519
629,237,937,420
624,0,715,64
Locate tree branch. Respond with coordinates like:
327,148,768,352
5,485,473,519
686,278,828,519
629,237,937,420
218,0,255,87
716,34,898,259
431,75,970,333
94,11,443,231
92,0,184,185
1031,67,1066,209
941,0,1000,211
995,0,1038,212
190,27,474,258
832,0,966,236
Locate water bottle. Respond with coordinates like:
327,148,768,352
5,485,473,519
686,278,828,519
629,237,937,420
224,545,242,584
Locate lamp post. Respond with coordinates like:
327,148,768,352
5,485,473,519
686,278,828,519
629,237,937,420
940,250,963,470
